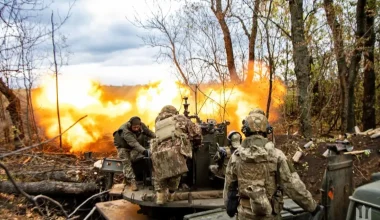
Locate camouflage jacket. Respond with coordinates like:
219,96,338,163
154,112,202,158
118,121,156,153
223,135,317,218
150,112,202,180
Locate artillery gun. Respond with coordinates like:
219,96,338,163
95,98,380,220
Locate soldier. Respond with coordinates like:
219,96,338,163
150,105,202,205
249,107,273,138
113,116,155,191
223,110,322,219
209,131,242,178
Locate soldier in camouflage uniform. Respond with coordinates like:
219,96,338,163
150,105,202,205
209,131,242,178
113,116,155,191
223,109,321,219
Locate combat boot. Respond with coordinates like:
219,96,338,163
130,179,138,191
156,190,166,205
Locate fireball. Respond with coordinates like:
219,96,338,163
32,61,286,153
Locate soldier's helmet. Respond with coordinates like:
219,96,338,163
160,105,178,115
227,130,242,148
242,111,268,135
249,107,265,116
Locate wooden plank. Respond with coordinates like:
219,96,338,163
109,184,125,197
95,199,148,220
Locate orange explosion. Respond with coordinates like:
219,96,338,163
32,61,286,153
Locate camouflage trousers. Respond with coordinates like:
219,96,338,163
154,175,182,192
117,148,138,180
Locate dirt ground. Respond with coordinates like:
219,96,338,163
274,134,380,201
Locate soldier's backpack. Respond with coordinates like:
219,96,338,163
154,115,177,142
113,129,129,149
150,115,189,180
237,136,283,216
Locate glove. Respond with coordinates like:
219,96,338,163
218,147,227,158
142,149,150,157
267,125,273,134
310,205,324,220
311,205,321,216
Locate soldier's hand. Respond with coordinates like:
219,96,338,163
310,205,324,220
218,147,227,158
267,125,273,134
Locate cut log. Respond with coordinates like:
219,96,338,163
292,151,303,163
322,149,330,158
344,150,371,155
304,141,313,148
0,180,99,195
370,132,380,139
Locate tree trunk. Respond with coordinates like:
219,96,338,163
246,0,260,83
11,170,81,182
289,0,313,138
0,181,99,195
211,0,240,83
265,0,274,119
362,0,376,130
51,12,63,149
0,78,25,146
323,0,366,133
0,95,11,143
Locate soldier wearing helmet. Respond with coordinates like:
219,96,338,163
249,107,265,116
223,109,321,219
248,107,274,137
209,130,242,179
150,105,202,205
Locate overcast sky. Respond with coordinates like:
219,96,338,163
47,0,176,86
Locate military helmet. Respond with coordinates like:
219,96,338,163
249,107,265,116
227,131,242,148
242,112,268,134
227,131,242,142
160,105,178,115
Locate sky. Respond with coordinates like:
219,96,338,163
46,0,176,86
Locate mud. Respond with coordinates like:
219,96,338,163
274,134,380,201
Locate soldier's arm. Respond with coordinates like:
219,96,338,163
141,122,156,138
122,130,146,153
186,119,202,144
278,156,317,212
223,155,238,207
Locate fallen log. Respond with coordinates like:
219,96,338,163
344,149,371,155
11,171,79,182
0,180,99,195
370,132,380,139
141,190,223,202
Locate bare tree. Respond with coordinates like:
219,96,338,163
323,0,366,132
0,0,74,148
362,0,376,130
51,11,62,149
289,0,313,138
210,0,240,82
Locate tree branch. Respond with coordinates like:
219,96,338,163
0,115,88,158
